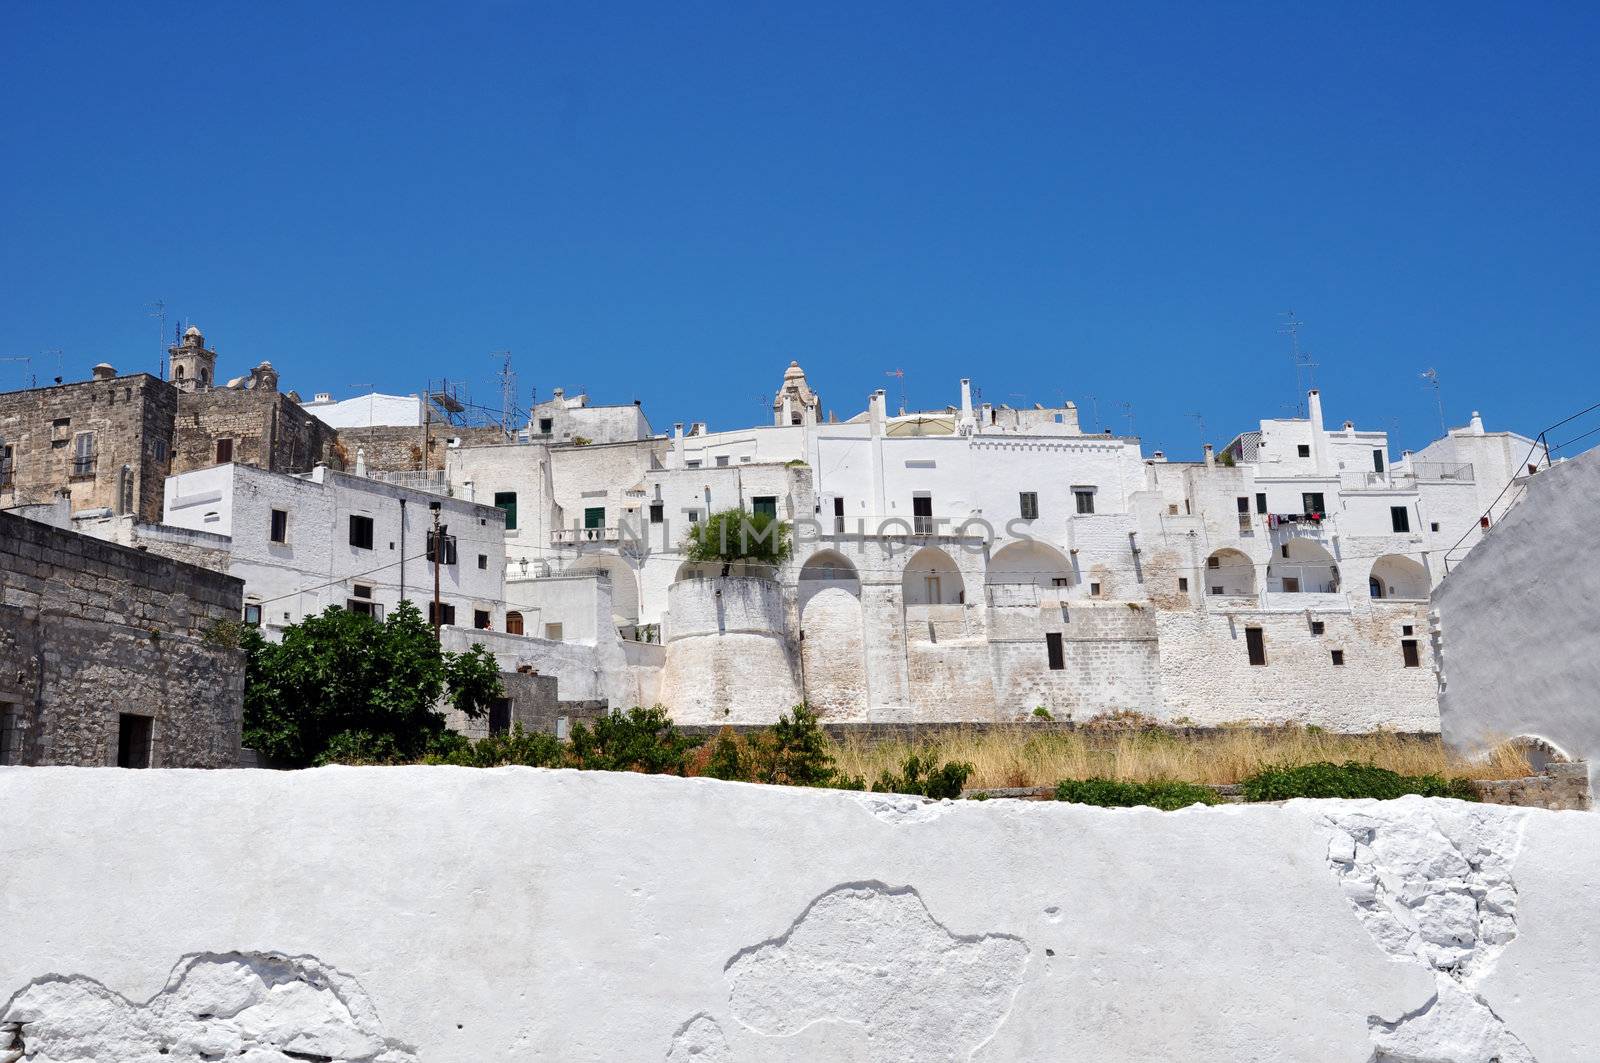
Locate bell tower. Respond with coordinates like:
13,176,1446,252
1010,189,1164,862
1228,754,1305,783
168,325,216,392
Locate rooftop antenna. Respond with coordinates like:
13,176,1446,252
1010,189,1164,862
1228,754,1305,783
495,350,516,434
1118,400,1136,438
1420,368,1446,437
1280,310,1308,416
43,349,63,382
885,368,907,415
148,300,167,379
1189,412,1207,448
0,356,33,389
1085,394,1100,432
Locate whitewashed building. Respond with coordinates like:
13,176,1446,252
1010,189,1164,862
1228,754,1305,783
160,463,508,639
434,362,1541,731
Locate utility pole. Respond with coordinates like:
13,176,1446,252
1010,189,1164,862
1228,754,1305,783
430,501,444,643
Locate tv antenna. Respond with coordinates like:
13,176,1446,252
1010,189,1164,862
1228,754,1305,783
1085,394,1100,432
1118,400,1136,438
148,301,167,379
885,368,907,414
0,356,33,389
1189,412,1207,447
495,350,516,434
1280,310,1312,416
1420,368,1446,437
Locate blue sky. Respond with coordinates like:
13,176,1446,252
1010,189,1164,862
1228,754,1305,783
3,2,1597,456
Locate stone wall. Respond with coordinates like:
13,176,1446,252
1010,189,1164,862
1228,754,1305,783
173,389,341,477
340,424,510,473
2,771,1598,1061
0,510,245,767
0,372,177,521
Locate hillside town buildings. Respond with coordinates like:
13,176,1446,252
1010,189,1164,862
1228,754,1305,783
0,328,1551,735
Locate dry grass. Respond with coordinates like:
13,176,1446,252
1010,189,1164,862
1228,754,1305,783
829,724,1533,790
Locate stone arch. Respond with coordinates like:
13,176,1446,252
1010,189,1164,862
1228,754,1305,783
801,587,869,718
902,545,964,606
799,549,860,616
987,540,1074,590
1369,553,1428,600
1270,538,1340,593
1203,548,1256,596
567,552,640,626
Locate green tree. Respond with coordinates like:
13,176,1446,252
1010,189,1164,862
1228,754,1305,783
568,707,698,775
242,601,503,767
683,507,791,567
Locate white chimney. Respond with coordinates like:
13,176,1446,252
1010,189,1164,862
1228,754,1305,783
869,389,887,436
1470,410,1485,435
672,423,685,468
355,447,367,477
958,378,974,427
1203,443,1215,468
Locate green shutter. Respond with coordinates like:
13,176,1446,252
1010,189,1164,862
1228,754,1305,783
584,506,605,529
494,491,518,531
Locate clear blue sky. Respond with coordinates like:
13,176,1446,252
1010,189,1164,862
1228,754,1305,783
4,2,1597,456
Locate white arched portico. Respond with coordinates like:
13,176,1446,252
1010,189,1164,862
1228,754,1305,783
798,549,861,616
1268,539,1340,594
1369,554,1429,600
1204,548,1256,596
987,540,1074,591
901,546,964,606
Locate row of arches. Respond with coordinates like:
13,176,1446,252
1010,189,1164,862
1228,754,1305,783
1204,545,1428,599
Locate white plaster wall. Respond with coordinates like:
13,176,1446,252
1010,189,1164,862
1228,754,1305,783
3,772,1597,1063
1436,449,1600,786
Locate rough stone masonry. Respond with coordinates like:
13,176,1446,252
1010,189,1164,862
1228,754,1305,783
1,768,1596,1061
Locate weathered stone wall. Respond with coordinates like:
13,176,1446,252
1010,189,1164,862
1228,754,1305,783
0,372,177,521
340,424,509,473
173,389,341,476
2,772,1598,1061
0,510,244,767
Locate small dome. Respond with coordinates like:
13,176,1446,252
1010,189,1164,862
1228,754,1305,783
783,361,806,380
184,325,202,337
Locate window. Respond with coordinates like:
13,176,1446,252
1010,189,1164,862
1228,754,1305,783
1207,556,1220,569
488,700,512,737
1310,620,1325,635
1177,577,1188,592
1401,624,1413,636
478,554,488,570
1236,496,1249,513
346,597,383,620
242,603,262,627
1052,577,1071,587
505,611,524,635
269,509,288,543
1301,492,1325,515
215,438,234,465
494,491,518,531
1245,626,1267,666
584,506,606,532
538,417,553,434
1089,581,1101,596
0,443,12,489
1019,492,1039,520
116,714,153,769
1074,488,1096,515
1390,506,1411,533
685,460,702,469
545,622,563,640
1373,450,1386,473
426,530,458,565
912,495,933,534
475,609,492,630
0,703,23,765
71,431,96,477
752,496,778,520
1045,632,1065,670
1331,649,1345,665
649,502,664,524
428,602,457,627
1430,522,1440,533
1281,544,1290,559
1255,492,1267,514
687,509,701,524
833,496,845,534
349,515,375,550
1297,444,1311,458
1401,639,1420,668
153,439,168,462
716,455,730,467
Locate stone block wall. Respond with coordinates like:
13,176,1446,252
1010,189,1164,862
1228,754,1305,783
173,389,341,477
0,510,245,767
340,425,510,473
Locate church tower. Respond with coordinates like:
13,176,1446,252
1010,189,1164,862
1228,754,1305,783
168,325,216,393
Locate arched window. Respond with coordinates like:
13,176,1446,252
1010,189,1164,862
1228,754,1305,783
505,611,524,635
174,365,185,380
1369,577,1384,599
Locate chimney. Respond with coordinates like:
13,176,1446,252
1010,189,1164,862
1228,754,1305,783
1306,388,1328,473
869,389,887,436
1152,450,1166,462
1470,410,1485,435
959,378,974,425
672,422,685,467
91,363,115,381
1203,443,1214,468
355,447,367,477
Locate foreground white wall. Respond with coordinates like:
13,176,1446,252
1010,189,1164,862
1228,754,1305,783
2,769,1597,1062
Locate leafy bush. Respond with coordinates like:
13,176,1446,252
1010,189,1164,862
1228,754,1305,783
1031,706,1053,721
692,708,864,790
683,507,791,566
424,724,563,768
1239,761,1479,802
1054,777,1221,810
568,706,698,775
873,754,973,799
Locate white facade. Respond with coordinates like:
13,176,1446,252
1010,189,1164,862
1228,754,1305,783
4,770,1599,1062
300,391,426,428
162,463,508,638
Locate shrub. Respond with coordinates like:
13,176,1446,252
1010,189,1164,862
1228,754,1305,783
873,754,973,799
1054,777,1220,810
1239,761,1479,802
700,727,748,781
1031,706,1054,721
424,724,563,768
568,707,698,775
683,507,791,566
